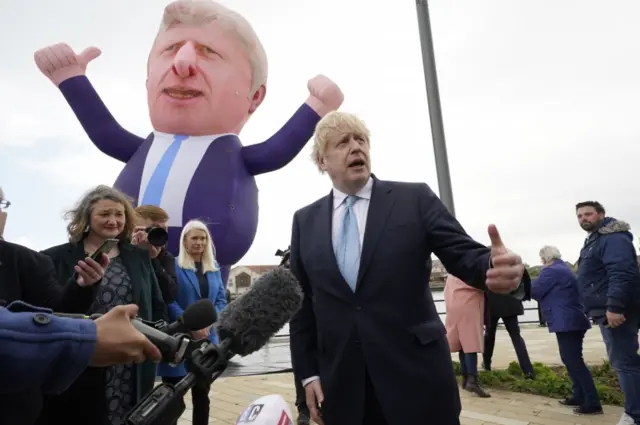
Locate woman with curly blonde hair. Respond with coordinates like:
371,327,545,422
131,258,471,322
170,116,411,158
38,185,166,425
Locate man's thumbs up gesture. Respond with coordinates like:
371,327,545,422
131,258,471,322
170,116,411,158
34,43,102,86
485,224,524,294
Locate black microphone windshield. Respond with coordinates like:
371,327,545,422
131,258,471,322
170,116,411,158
182,299,217,330
216,267,302,356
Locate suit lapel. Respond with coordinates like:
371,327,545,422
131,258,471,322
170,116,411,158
183,268,202,298
357,178,394,287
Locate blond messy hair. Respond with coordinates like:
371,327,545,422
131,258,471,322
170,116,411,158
158,0,268,97
311,111,371,173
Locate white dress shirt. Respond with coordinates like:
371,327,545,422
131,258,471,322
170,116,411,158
301,177,373,387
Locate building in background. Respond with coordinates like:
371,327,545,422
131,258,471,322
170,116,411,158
228,259,448,299
227,265,278,299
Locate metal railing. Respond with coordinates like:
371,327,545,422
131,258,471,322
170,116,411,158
272,297,545,339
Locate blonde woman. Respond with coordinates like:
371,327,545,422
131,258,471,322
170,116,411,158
157,219,228,425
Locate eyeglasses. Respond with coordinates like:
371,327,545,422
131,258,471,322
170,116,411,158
0,200,10,210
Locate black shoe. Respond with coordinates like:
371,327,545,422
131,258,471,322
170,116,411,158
524,372,535,380
559,398,581,406
573,405,603,415
482,362,491,371
464,376,491,398
296,412,310,425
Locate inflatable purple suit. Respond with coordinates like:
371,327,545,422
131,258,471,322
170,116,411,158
34,0,344,284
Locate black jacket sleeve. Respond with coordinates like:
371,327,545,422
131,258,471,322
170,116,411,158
151,250,178,304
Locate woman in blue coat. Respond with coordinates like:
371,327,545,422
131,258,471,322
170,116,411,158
157,219,228,425
531,245,602,415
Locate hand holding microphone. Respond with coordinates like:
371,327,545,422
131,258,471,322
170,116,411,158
91,305,162,366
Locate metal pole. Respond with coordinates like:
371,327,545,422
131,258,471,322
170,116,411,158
415,0,456,216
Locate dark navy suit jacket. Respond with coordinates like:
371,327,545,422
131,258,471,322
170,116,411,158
531,259,590,333
289,177,494,425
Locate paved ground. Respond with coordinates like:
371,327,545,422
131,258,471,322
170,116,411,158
178,373,625,424
174,325,620,424
224,324,609,376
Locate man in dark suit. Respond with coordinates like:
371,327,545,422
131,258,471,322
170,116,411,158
289,112,526,425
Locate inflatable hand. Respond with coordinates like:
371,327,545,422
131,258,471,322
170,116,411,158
305,74,344,117
34,43,101,86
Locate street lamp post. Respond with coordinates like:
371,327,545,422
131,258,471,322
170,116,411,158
415,0,456,216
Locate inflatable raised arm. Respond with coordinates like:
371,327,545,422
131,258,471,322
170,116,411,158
34,45,144,163
33,0,344,286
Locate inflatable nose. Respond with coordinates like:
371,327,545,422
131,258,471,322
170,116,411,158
172,42,197,78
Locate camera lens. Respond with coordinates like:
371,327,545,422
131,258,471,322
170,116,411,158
146,227,169,247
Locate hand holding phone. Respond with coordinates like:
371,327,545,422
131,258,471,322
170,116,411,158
75,238,117,287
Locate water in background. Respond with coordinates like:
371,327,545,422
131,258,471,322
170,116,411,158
276,290,541,336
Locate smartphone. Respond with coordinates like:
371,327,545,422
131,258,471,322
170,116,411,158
90,238,119,261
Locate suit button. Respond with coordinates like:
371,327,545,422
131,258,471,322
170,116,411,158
229,204,235,210
355,306,362,311
33,314,51,326
355,340,361,346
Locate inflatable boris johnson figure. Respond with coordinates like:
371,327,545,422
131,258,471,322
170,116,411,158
34,0,344,285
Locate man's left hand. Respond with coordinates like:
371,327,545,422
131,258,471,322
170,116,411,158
485,224,524,294
606,311,625,328
305,74,344,117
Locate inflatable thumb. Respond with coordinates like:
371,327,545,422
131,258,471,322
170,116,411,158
79,47,102,65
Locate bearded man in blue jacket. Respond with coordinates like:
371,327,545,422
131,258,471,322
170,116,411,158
576,201,640,425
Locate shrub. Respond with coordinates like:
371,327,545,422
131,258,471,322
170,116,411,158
451,360,623,406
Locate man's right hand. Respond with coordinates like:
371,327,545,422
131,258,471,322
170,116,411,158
305,380,325,425
90,305,162,367
33,43,101,86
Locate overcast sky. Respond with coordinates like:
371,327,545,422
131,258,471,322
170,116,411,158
1,0,639,266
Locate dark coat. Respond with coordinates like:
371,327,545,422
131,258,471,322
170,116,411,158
35,241,166,425
0,240,96,425
289,177,493,425
486,270,531,319
531,259,590,333
577,217,640,318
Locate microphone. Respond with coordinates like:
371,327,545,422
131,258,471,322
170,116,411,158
214,266,303,356
53,300,218,364
162,298,217,335
125,268,302,425
235,394,294,424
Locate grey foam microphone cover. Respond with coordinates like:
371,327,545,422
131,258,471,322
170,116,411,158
216,267,302,356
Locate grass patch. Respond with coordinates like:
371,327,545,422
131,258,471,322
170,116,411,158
451,360,623,406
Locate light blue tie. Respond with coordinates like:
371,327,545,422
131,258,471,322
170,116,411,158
336,195,361,291
141,134,189,205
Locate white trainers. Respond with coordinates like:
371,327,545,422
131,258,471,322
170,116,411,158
616,413,635,425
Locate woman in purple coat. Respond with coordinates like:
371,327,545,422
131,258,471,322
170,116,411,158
34,0,344,285
532,245,602,415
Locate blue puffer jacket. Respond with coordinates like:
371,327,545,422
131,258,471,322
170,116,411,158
576,217,640,318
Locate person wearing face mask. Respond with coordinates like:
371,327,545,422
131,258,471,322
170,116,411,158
36,185,167,425
157,219,228,425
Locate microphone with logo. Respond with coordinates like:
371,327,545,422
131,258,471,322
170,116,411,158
235,394,294,425
53,298,217,365
125,267,303,425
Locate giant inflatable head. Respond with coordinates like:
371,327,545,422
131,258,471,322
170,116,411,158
147,0,268,136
